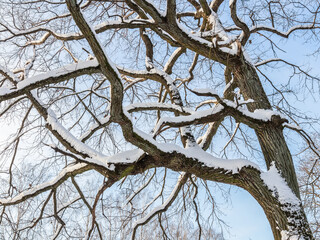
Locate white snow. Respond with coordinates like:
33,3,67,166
260,163,300,205
184,145,259,173
0,60,99,99
220,45,237,55
0,163,87,205
249,109,284,121
192,88,218,96
255,58,282,67
131,126,259,173
0,87,11,96
280,230,301,240
164,47,184,71
237,99,255,105
19,60,98,88
250,24,314,38
46,109,106,161
27,32,51,45
154,105,224,133
94,18,153,30
229,0,236,7
0,65,19,82
106,149,145,164
223,99,286,121
176,20,214,48
154,100,285,136
145,56,154,69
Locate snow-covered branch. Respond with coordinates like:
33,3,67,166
0,163,90,206
0,60,100,102
154,98,288,134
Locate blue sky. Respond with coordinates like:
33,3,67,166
218,187,273,240
0,4,319,238
211,34,319,240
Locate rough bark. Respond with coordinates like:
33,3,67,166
0,1,316,239
230,58,310,239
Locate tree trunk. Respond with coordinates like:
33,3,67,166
231,59,313,239
237,168,312,240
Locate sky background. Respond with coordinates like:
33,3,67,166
212,33,320,240
0,41,318,240
0,9,319,240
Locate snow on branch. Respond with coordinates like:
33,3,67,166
261,163,300,206
260,163,305,239
0,65,20,84
66,1,166,156
189,88,219,97
46,109,107,161
0,64,112,171
0,163,89,206
153,97,287,133
182,145,259,173
120,63,198,147
109,128,260,174
154,104,225,134
1,61,110,167
106,149,145,170
0,60,100,102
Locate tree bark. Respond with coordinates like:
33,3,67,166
237,168,312,240
230,58,312,239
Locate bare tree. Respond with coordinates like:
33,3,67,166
0,0,319,239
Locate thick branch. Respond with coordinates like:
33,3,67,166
0,163,91,206
0,60,100,102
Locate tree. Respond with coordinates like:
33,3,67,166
0,0,319,239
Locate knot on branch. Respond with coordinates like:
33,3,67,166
271,114,288,126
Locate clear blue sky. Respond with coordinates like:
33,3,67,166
211,34,319,240
0,17,318,240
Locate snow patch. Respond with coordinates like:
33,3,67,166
193,88,218,96
46,109,106,161
106,149,145,164
260,163,300,205
0,163,87,205
0,60,99,98
280,230,301,240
